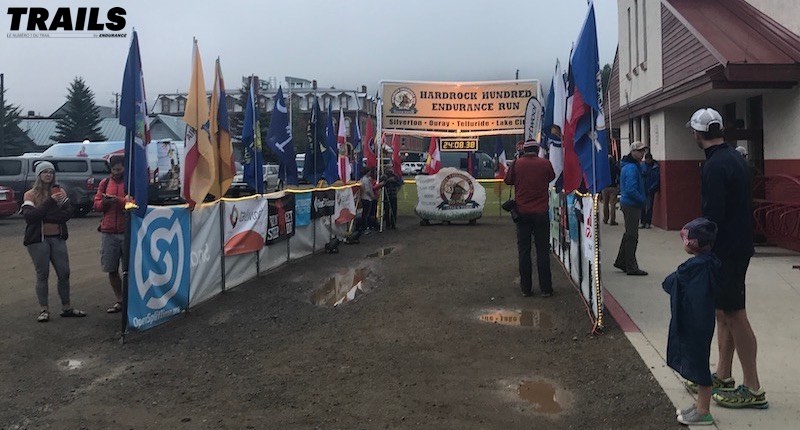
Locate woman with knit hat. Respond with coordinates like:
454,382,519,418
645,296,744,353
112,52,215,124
21,161,86,322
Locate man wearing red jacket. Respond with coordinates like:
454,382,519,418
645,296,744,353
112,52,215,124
93,155,126,313
504,140,556,297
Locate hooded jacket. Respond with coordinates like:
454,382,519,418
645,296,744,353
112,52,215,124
619,154,646,208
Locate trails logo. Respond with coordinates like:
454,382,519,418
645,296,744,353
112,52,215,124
437,172,479,210
7,7,128,39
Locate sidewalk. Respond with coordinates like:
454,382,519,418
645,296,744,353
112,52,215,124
599,220,800,429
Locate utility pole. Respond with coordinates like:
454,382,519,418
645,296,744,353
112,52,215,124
515,69,519,80
112,91,120,117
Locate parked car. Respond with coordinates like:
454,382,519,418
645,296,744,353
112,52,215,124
41,139,185,204
0,185,19,217
439,151,496,178
0,156,110,216
401,161,425,175
226,163,281,197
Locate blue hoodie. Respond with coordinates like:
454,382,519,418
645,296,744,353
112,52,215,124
620,154,646,208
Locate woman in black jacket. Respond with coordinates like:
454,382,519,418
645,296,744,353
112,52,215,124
21,161,86,322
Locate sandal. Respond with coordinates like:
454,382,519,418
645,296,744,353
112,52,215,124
60,308,87,318
37,310,50,322
106,302,122,314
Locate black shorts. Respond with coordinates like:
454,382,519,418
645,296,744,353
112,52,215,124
715,256,750,311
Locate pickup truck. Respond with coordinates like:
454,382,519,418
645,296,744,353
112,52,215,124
0,156,110,216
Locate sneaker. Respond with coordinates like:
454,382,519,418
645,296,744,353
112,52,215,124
37,310,49,322
626,269,648,276
521,291,533,297
675,404,696,417
677,409,713,426
712,385,769,409
685,373,735,394
609,221,619,226
540,291,553,298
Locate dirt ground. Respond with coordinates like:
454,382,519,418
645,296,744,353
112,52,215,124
0,213,681,429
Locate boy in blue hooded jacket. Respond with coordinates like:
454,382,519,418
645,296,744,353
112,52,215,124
663,218,720,426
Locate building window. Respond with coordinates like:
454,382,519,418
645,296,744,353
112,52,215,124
226,97,235,112
627,8,632,74
340,96,349,110
642,0,648,65
176,98,185,113
161,98,170,113
634,0,640,67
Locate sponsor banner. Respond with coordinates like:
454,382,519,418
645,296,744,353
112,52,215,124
567,194,580,243
189,202,222,307
295,191,312,227
549,189,560,241
523,97,543,143
266,193,295,245
128,206,191,331
581,196,595,262
223,197,268,256
381,80,539,136
333,188,357,225
311,189,335,219
415,167,486,221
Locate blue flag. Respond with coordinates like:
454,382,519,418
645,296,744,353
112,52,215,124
266,86,298,186
119,30,149,218
542,71,556,142
242,80,264,193
569,3,611,193
323,101,339,185
303,96,326,184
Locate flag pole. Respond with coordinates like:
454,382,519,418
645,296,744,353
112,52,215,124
376,87,383,232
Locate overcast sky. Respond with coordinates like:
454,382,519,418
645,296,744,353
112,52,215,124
1,0,618,115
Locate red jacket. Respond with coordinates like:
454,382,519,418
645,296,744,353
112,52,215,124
93,176,126,234
504,154,555,214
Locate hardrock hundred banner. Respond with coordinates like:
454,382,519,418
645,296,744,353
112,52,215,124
380,80,540,136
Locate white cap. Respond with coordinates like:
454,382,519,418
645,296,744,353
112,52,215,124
736,146,748,157
686,108,724,132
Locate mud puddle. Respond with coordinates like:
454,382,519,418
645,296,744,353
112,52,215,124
311,266,374,307
479,309,553,328
517,380,563,413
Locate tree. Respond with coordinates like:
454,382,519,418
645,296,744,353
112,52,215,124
600,63,612,96
0,88,37,156
51,77,106,143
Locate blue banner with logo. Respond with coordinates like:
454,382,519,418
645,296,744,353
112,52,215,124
128,206,191,331
295,192,311,227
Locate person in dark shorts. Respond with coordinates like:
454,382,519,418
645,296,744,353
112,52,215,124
686,108,767,409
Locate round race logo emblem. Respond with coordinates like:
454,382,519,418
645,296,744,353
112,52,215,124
439,172,475,207
390,87,417,114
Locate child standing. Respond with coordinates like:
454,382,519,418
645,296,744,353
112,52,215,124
663,218,720,426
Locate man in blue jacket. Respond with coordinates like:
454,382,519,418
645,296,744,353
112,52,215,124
613,140,648,276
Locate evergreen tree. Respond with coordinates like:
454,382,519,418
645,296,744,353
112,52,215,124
0,88,37,156
51,77,106,143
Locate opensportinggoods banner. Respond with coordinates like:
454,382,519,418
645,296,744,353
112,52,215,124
381,80,539,137
189,202,222,306
223,197,268,256
266,193,295,245
415,167,486,222
128,206,191,331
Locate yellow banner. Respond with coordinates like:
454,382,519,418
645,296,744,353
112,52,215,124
381,80,539,136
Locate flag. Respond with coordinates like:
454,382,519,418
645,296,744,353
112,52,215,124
494,137,507,179
390,134,402,177
363,117,377,169
323,101,339,185
352,115,362,180
336,107,351,184
548,60,567,189
182,40,214,207
119,30,149,218
265,86,298,186
562,56,585,193
209,57,235,199
566,3,611,193
303,96,327,184
424,137,440,174
242,78,264,193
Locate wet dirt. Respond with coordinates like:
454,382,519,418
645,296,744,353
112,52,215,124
367,246,395,258
518,380,563,414
0,216,681,429
479,309,554,328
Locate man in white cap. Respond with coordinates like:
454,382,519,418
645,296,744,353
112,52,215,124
613,140,648,276
686,107,767,409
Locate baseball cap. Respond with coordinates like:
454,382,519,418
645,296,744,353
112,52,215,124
630,141,648,152
686,108,724,132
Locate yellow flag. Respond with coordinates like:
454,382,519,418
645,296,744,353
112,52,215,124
182,39,215,206
209,58,234,198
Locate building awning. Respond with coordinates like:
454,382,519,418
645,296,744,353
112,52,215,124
664,0,800,82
